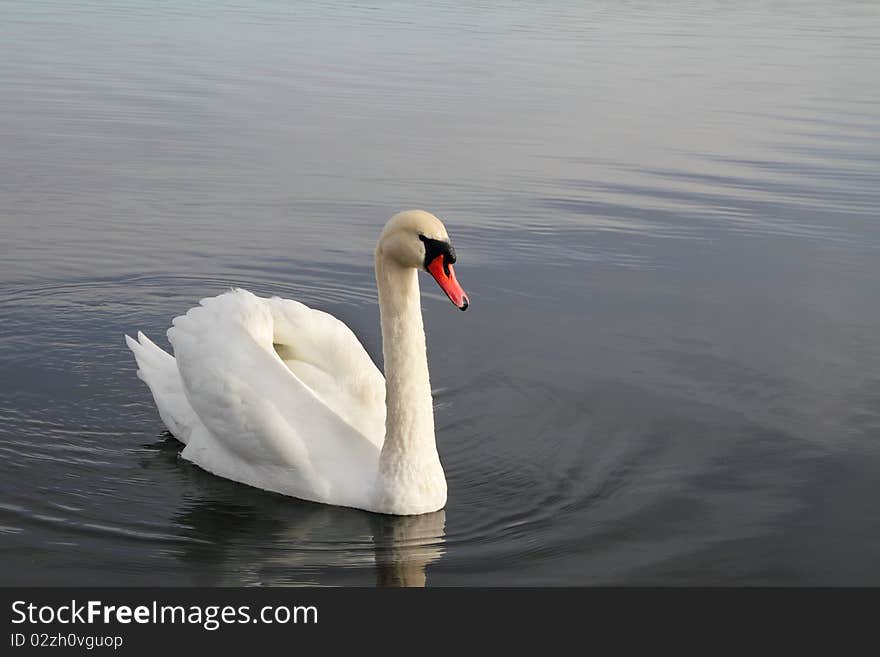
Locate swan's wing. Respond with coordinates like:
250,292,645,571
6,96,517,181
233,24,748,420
265,295,386,447
166,289,382,508
125,331,200,443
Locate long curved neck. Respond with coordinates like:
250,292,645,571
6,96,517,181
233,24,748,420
375,254,436,457
374,253,445,513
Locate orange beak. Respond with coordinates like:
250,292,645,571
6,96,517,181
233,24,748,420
427,255,469,311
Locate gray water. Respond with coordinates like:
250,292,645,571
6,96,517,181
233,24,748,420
2,1,879,586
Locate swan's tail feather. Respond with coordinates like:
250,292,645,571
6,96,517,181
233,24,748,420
125,332,199,444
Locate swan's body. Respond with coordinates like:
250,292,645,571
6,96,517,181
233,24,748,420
126,210,468,515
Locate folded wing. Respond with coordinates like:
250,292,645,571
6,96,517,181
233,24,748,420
128,288,387,510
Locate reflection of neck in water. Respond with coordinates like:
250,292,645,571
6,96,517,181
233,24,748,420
371,510,446,587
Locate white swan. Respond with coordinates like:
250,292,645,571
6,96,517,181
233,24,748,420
126,210,469,516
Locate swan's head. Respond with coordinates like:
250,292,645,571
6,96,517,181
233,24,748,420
377,210,469,311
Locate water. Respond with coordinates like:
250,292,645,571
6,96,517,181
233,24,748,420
2,1,880,586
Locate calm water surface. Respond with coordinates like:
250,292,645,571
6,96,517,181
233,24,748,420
2,1,880,585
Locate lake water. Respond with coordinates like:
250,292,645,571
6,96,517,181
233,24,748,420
2,1,879,586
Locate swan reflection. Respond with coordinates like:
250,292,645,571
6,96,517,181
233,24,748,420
156,451,446,587
370,511,446,587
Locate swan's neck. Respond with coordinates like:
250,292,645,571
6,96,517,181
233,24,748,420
374,255,446,514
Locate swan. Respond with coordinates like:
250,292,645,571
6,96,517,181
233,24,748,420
126,210,469,515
